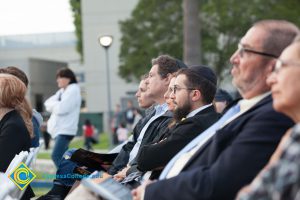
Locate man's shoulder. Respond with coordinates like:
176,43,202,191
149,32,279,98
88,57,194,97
225,95,292,131
186,106,221,125
240,95,276,119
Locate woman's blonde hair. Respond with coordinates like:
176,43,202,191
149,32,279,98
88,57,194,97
0,74,33,137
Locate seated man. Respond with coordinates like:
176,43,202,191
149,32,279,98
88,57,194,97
121,66,221,183
214,88,233,113
236,34,300,200
132,19,298,200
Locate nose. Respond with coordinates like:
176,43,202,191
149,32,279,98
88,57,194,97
266,72,277,87
135,90,140,98
163,91,169,100
230,49,240,65
170,90,176,100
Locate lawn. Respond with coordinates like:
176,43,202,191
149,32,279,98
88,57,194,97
37,132,110,159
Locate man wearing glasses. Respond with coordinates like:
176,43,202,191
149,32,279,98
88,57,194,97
129,66,220,181
133,20,299,200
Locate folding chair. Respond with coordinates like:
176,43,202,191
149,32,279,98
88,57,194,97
2,151,29,200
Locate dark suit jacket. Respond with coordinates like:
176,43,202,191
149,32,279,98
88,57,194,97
0,110,33,200
135,105,220,173
145,95,294,200
108,109,172,174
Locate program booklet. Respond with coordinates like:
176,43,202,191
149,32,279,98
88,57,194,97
70,148,118,171
82,171,132,200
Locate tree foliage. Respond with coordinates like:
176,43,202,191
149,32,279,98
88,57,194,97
70,0,83,61
119,0,300,83
119,0,184,82
201,0,300,82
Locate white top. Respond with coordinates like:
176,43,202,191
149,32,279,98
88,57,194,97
44,83,81,138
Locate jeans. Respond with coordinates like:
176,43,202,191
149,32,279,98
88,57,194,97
54,149,99,187
54,149,78,186
52,135,74,168
84,137,93,150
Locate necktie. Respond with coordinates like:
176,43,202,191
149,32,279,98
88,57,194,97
159,103,241,179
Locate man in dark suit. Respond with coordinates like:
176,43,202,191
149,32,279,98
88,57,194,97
124,66,221,181
134,66,220,176
132,20,299,200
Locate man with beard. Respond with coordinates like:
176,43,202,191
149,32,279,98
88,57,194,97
133,19,298,200
125,66,221,181
114,66,220,185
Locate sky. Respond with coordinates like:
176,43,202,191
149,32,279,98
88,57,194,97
0,0,74,36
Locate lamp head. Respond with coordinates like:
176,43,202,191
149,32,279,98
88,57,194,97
98,35,113,48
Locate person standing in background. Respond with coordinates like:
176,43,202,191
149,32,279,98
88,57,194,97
117,122,129,143
125,100,136,132
41,117,51,150
111,104,123,145
44,67,81,168
214,88,234,113
132,108,143,128
82,119,96,150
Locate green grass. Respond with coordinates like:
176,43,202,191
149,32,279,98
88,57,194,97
36,132,110,159
37,152,52,159
69,132,110,149
32,187,50,197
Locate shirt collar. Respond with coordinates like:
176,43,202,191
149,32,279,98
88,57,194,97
154,103,168,116
186,103,212,118
239,91,271,113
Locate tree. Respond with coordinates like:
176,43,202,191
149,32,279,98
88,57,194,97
118,0,300,82
119,0,184,82
201,0,300,82
183,0,201,66
70,0,83,62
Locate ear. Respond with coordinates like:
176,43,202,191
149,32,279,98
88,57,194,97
163,73,173,86
191,89,202,102
265,59,276,76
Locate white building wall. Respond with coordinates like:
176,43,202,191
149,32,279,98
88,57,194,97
0,33,82,111
82,0,139,114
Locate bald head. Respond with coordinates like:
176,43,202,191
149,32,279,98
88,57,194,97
253,20,300,57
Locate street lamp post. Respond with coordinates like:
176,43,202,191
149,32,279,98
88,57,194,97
98,35,113,148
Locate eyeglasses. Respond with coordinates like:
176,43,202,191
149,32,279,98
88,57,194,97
274,58,300,73
173,85,195,94
238,43,278,59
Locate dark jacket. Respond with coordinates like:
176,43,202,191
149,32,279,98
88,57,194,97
145,95,294,200
135,105,220,177
0,110,33,200
108,109,172,174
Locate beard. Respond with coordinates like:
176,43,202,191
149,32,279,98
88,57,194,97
173,101,192,122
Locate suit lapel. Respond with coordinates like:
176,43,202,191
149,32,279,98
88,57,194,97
182,94,272,169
